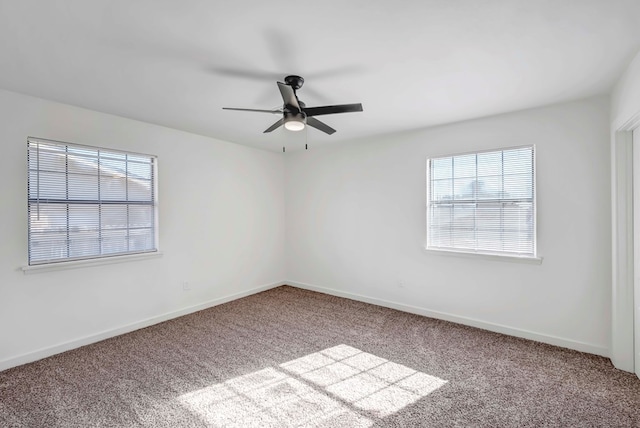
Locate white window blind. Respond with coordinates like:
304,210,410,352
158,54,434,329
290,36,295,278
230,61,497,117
27,137,157,265
427,146,535,257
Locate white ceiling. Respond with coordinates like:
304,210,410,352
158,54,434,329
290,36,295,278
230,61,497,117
1,0,639,152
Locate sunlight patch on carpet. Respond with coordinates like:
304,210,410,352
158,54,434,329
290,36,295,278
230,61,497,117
178,345,446,426
282,345,448,418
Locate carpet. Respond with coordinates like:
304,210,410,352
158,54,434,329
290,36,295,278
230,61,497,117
1,285,639,427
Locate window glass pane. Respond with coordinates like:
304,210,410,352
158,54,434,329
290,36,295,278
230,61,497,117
36,171,67,199
477,151,502,177
68,146,98,158
476,229,503,252
452,204,475,232
69,205,99,232
503,148,532,175
101,205,128,230
129,228,154,252
68,173,98,200
476,176,502,199
475,203,502,231
504,173,532,199
100,176,127,200
29,231,68,262
101,229,128,255
503,202,533,232
127,154,151,163
129,205,154,228
453,178,475,199
431,179,453,202
67,153,98,175
100,152,126,161
128,179,153,201
34,149,66,173
68,231,100,258
100,158,127,177
128,161,152,180
29,203,67,233
431,158,452,180
453,154,476,178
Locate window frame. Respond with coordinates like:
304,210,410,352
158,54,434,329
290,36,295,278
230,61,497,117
426,144,538,261
26,137,159,267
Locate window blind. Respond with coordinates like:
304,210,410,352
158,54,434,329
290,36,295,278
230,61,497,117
27,137,157,265
427,146,535,257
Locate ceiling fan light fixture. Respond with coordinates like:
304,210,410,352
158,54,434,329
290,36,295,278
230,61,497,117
284,113,306,132
284,119,305,132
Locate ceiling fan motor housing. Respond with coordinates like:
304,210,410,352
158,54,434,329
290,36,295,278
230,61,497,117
284,111,306,121
284,75,304,90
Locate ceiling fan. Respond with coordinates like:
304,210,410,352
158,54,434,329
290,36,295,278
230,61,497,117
222,75,363,135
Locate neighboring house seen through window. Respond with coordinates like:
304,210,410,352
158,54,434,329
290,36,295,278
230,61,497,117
27,137,157,265
426,146,535,257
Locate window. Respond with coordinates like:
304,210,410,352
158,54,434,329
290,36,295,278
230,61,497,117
427,146,535,257
27,137,157,265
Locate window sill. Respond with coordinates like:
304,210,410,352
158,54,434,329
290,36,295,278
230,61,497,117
423,248,543,264
21,251,163,274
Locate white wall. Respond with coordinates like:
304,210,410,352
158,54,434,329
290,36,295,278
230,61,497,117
285,96,611,356
612,50,640,128
0,89,285,370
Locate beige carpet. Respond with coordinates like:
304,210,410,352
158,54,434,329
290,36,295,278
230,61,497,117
1,285,639,427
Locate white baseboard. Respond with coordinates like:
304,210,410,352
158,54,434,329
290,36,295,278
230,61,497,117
286,280,610,358
0,281,285,372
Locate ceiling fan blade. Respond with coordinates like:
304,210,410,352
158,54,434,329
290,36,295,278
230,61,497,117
277,82,301,112
223,107,282,114
306,117,336,135
264,118,285,133
303,103,363,117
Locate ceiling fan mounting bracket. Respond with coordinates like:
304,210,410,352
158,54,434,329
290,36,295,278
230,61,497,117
284,75,304,90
